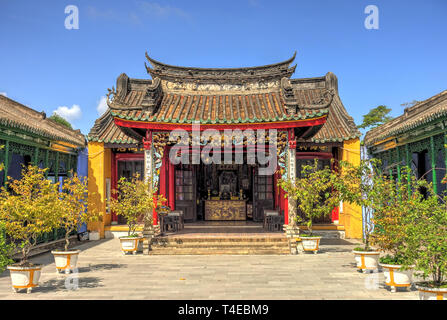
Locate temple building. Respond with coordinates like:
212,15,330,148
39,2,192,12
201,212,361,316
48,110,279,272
365,89,447,195
87,52,362,239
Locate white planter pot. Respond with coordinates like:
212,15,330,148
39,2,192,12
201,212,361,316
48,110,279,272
7,265,42,293
119,236,143,255
51,250,81,274
89,231,100,241
415,284,447,300
353,250,380,272
300,237,322,254
379,263,414,292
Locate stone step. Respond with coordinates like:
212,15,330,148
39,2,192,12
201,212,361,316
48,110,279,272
153,237,288,243
149,248,291,255
151,242,288,248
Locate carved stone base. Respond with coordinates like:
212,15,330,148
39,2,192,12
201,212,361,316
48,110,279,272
284,225,300,255
142,227,155,255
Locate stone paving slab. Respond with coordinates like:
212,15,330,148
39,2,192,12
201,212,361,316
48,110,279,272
0,238,419,300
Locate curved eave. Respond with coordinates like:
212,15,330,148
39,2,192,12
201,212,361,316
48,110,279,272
0,118,85,148
113,115,327,131
145,51,297,73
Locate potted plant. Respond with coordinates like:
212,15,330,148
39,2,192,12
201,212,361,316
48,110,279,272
0,166,60,293
336,159,382,272
372,167,420,292
51,173,98,274
403,180,447,300
110,173,164,255
279,160,340,254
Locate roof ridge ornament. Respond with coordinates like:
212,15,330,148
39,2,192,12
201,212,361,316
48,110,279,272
144,51,297,83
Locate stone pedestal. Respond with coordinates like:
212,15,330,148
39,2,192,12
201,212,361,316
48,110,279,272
142,227,155,255
284,225,300,255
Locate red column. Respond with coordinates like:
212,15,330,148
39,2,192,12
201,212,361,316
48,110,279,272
284,194,288,225
159,147,168,202
153,191,158,226
168,150,175,210
111,151,118,223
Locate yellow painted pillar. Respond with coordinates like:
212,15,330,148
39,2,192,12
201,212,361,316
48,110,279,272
340,138,362,239
87,142,111,239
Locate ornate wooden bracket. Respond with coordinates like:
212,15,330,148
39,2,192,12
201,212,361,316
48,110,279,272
143,131,152,150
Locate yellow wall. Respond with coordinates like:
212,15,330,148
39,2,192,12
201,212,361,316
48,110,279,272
87,142,111,238
340,138,362,239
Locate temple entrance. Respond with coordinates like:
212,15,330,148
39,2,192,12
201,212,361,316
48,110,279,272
174,163,275,223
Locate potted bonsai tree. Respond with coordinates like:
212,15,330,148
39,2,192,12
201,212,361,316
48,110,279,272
0,165,60,293
403,180,447,300
51,172,98,274
336,159,383,272
371,167,421,292
279,160,340,254
110,173,165,255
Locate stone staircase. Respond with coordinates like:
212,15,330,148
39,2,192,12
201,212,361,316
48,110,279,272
149,235,290,255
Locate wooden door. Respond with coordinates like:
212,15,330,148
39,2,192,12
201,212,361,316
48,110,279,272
175,164,197,222
253,168,274,222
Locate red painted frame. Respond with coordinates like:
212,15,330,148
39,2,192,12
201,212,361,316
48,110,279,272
111,153,145,222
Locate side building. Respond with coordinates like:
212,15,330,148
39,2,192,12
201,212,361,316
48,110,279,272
365,89,447,194
0,95,87,236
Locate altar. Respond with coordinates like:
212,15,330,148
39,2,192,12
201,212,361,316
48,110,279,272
204,200,247,221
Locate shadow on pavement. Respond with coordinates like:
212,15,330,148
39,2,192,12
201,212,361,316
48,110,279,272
36,276,104,293
78,263,127,273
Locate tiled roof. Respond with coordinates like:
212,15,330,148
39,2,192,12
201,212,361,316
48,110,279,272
304,94,361,143
88,55,360,144
0,95,86,147
110,91,329,124
364,89,447,146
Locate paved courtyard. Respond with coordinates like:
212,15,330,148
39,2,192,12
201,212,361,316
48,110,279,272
0,238,419,300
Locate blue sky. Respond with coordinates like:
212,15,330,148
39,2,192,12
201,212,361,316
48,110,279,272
0,0,446,135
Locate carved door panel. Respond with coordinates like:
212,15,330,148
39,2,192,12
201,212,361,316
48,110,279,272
253,168,274,222
175,164,197,222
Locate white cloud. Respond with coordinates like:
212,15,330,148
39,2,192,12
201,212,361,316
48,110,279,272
0,92,7,97
96,96,108,115
53,104,82,122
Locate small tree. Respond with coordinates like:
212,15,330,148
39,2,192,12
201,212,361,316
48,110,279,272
57,172,99,251
402,182,447,287
279,160,340,235
357,105,393,130
110,173,165,237
335,159,386,250
0,166,60,266
369,167,426,264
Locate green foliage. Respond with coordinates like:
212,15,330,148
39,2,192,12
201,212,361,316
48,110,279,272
401,183,447,287
49,113,73,130
0,165,61,265
357,105,393,130
0,221,14,273
379,254,407,265
278,160,340,235
110,173,166,236
56,173,99,251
